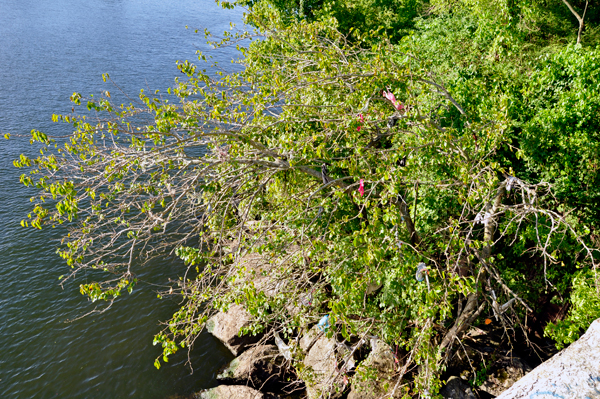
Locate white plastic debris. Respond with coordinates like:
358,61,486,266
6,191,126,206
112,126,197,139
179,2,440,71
475,210,491,225
475,211,483,224
506,176,519,192
337,342,356,370
300,290,313,307
273,331,292,361
369,336,379,352
345,354,356,370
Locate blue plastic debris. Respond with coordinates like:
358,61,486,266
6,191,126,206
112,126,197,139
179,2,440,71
317,315,331,332
416,263,428,282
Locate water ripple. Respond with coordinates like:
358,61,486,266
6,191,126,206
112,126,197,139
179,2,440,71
0,0,240,397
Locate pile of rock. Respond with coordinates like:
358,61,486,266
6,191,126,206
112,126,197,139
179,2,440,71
348,338,403,399
194,246,600,399
439,319,600,399
195,305,285,399
197,307,405,399
194,251,297,399
193,250,404,399
199,302,600,399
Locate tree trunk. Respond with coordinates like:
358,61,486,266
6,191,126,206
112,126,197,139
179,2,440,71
560,0,589,44
496,318,600,399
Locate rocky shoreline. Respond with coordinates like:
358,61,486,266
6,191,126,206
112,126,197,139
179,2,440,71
187,239,406,397
183,248,596,399
194,302,406,399
188,250,412,399
191,314,600,399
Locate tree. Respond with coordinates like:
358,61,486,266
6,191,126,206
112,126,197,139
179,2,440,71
12,1,600,396
239,0,425,43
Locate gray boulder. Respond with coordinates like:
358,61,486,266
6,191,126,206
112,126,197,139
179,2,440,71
348,338,402,399
299,326,344,399
479,357,531,396
496,318,600,399
217,344,286,389
440,376,476,399
206,251,293,356
193,385,265,399
206,304,261,356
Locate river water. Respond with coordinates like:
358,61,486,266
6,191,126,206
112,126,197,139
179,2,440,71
0,1,242,397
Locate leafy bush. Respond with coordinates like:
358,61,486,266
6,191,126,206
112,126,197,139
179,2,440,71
12,0,600,395
545,270,600,348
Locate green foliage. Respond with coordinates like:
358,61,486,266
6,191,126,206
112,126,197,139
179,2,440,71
242,0,424,42
12,0,600,394
519,46,600,228
545,270,600,348
472,358,494,388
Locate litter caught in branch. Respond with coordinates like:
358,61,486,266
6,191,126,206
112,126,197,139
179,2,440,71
382,89,405,112
387,114,401,128
416,263,428,282
274,331,292,361
475,210,491,225
506,175,519,192
300,289,314,307
317,314,331,332
321,163,330,185
416,263,431,291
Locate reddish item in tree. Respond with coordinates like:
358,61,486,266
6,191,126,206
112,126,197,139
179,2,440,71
383,90,404,112
357,113,364,131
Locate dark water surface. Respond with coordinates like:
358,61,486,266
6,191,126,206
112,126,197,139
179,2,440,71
0,1,241,397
